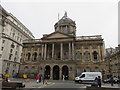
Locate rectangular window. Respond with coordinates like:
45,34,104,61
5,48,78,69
1,47,4,51
9,54,12,60
10,49,13,53
2,40,5,44
0,54,2,58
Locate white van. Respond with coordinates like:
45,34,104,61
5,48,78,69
75,72,102,83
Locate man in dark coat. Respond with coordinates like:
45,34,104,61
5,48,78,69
97,76,102,87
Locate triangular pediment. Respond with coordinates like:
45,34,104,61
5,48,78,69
42,31,74,39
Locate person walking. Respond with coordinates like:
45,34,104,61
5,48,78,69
36,74,39,83
91,77,98,87
39,74,43,83
63,75,65,81
97,76,102,87
42,74,45,84
110,75,114,86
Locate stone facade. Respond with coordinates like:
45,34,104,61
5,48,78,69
19,12,105,80
0,5,34,76
105,45,120,79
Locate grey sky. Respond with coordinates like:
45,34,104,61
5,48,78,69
1,0,118,48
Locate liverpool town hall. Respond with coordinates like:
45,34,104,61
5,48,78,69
19,12,105,80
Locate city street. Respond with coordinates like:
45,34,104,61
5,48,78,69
9,78,120,89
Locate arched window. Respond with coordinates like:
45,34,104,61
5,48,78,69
32,52,37,61
31,66,36,74
95,67,99,72
84,51,90,61
24,66,29,74
27,53,31,61
93,51,98,60
86,67,91,72
75,52,82,60
64,52,68,59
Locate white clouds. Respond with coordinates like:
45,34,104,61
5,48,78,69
1,1,118,48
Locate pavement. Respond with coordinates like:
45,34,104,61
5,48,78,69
24,80,54,88
8,78,120,88
9,78,54,88
80,83,120,88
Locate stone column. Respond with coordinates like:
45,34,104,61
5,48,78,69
98,45,101,62
60,68,62,80
41,44,44,60
52,43,54,60
69,42,71,60
90,45,93,62
44,44,47,60
60,43,63,60
50,68,53,79
24,48,27,62
66,25,67,31
81,46,84,62
72,42,75,60
31,48,34,62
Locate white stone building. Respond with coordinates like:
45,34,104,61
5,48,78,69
0,5,34,77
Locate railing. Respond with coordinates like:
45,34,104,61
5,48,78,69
76,35,102,40
23,39,42,43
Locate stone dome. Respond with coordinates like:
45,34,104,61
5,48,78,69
54,12,76,36
54,12,76,27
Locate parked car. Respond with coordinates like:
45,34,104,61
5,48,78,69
103,77,120,84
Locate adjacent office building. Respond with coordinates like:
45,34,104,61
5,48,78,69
0,5,34,76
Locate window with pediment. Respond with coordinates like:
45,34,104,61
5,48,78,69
84,51,90,61
27,53,31,61
75,51,82,60
86,67,91,72
93,51,98,60
94,67,99,72
24,66,29,74
32,52,37,61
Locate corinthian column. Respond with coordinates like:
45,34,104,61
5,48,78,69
52,43,54,60
72,42,75,60
44,44,47,60
41,44,44,60
69,42,71,60
60,43,63,60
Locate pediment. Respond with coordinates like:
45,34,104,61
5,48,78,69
42,31,74,39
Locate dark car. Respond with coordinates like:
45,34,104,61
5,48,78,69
103,77,120,84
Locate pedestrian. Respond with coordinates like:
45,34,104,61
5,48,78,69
91,77,98,87
63,75,65,81
43,74,45,84
110,75,114,86
4,73,9,82
39,74,43,83
97,76,102,87
36,74,39,83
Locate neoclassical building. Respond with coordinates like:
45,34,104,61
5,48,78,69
19,12,105,80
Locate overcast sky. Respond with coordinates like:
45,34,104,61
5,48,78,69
1,0,119,48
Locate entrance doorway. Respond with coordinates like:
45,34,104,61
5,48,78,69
44,65,51,79
53,65,60,80
62,65,69,80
